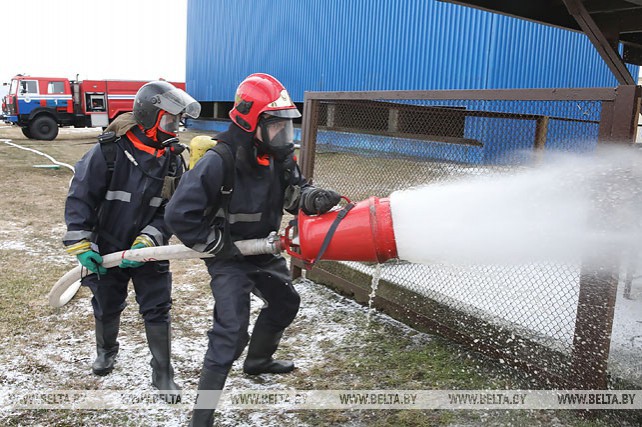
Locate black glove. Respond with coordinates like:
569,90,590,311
300,188,341,215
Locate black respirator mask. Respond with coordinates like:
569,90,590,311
256,116,295,161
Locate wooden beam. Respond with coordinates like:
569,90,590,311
562,0,635,85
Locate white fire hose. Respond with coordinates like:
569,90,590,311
49,234,283,308
1,139,76,172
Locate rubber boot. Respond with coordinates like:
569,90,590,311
243,330,294,375
189,367,227,427
145,322,181,404
92,316,120,376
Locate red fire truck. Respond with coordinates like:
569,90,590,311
1,75,185,140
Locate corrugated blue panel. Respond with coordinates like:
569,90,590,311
487,15,638,88
187,0,639,102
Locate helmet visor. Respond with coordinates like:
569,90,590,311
154,88,201,118
260,116,294,149
265,106,301,119
159,112,180,134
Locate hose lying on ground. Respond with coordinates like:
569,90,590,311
1,139,76,172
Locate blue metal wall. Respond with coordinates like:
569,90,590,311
187,0,639,102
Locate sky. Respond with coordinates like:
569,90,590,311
1,0,187,93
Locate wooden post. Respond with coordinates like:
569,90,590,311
533,115,549,163
571,85,641,388
292,96,321,280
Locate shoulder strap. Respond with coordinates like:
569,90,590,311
209,142,236,243
98,131,118,181
210,142,235,196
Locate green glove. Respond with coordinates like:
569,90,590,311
77,250,108,275
119,243,147,269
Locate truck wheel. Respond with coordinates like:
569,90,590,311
30,116,59,140
21,127,32,139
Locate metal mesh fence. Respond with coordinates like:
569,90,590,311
298,88,640,388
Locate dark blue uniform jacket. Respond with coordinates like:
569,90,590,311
165,124,309,253
63,128,180,254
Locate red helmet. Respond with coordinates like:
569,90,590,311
229,73,301,132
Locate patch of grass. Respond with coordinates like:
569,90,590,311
0,252,66,335
3,409,182,427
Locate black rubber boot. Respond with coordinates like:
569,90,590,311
145,322,181,404
92,317,120,376
243,330,294,375
189,367,228,427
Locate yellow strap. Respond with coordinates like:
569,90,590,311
133,234,155,248
65,240,91,255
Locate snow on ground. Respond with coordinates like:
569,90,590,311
0,273,412,426
1,216,639,425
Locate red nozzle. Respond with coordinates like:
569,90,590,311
281,196,398,269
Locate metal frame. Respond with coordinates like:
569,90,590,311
295,86,641,389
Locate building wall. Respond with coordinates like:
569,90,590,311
187,0,639,102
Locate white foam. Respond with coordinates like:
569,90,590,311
390,147,642,266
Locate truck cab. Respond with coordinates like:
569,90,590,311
2,75,72,140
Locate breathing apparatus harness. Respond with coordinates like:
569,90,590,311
98,129,188,184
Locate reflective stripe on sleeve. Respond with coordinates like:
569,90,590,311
229,212,262,224
191,227,221,253
63,230,93,241
65,240,91,255
215,209,262,224
105,190,131,202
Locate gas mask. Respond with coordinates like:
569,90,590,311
156,112,181,144
257,116,295,160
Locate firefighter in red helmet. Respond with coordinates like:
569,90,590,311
166,73,340,425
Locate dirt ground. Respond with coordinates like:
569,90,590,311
0,124,638,426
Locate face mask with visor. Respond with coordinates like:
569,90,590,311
258,115,295,157
158,112,181,135
152,88,200,144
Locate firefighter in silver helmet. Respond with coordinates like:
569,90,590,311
62,81,200,404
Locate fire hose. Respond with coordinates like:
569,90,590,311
50,196,399,308
1,139,76,172
48,234,283,308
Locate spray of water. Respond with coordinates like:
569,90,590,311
390,146,642,266
367,263,381,323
